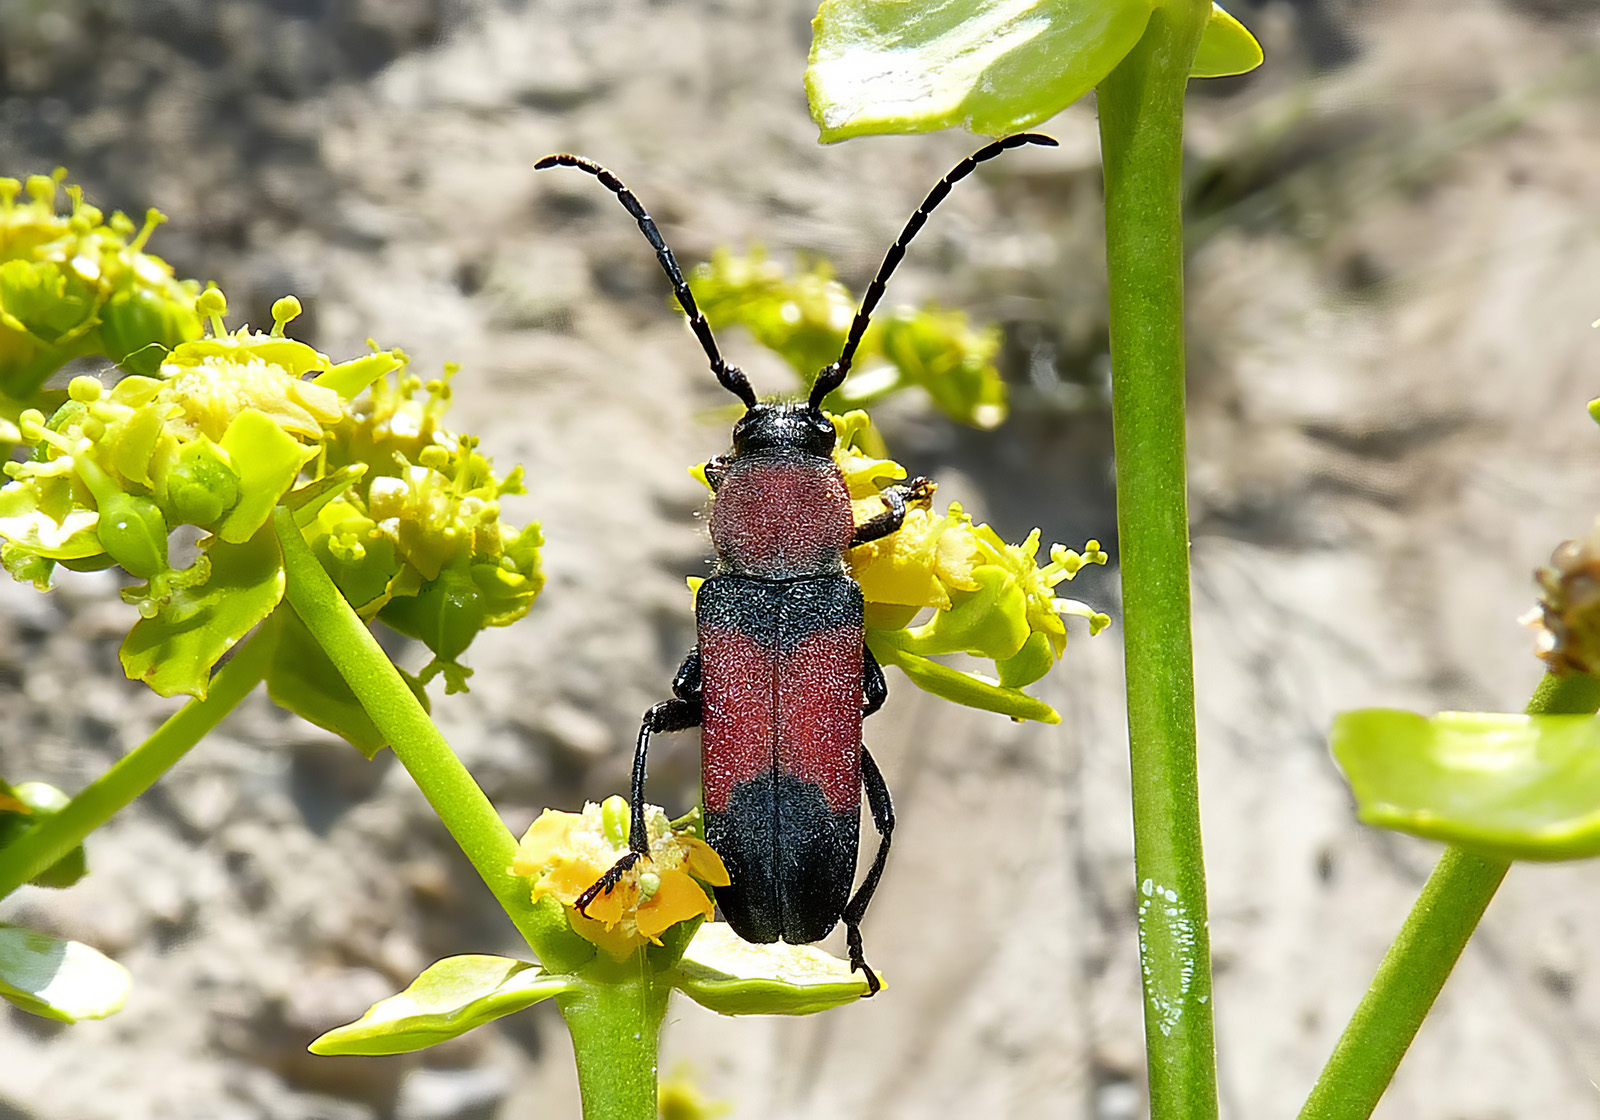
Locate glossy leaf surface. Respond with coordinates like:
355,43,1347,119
669,922,875,1015
1334,708,1600,860
807,0,1261,142
310,955,573,1056
0,924,130,1022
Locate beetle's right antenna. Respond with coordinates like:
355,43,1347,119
536,154,758,409
808,132,1058,409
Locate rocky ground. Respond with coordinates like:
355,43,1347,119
2,0,1600,1117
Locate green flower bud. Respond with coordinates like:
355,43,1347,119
98,280,202,373
165,437,240,528
377,561,487,692
64,448,168,579
601,795,631,850
95,491,169,579
996,629,1054,689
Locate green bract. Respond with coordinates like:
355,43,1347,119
310,955,576,1056
667,921,876,1014
0,170,202,402
691,247,1006,428
313,918,875,1060
1334,709,1600,860
806,1,1262,142
0,924,130,1022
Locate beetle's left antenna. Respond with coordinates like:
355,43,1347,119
808,132,1058,409
536,154,758,409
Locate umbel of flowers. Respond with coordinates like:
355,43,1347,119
0,289,543,728
0,169,202,404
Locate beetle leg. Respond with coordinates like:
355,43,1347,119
842,745,894,996
862,646,888,719
849,476,936,548
575,649,703,916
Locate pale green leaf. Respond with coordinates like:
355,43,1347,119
309,955,573,1056
0,924,130,1022
669,922,874,1015
1334,709,1600,860
807,0,1154,142
806,0,1261,142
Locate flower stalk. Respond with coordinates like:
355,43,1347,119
271,506,545,947
0,627,271,898
557,951,674,1120
1096,3,1218,1117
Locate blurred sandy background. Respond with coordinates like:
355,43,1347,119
1,1,1599,1117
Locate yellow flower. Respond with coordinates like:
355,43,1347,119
511,798,729,959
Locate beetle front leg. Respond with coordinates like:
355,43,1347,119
575,649,703,916
843,745,894,996
850,476,935,548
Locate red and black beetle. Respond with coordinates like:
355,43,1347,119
536,134,1056,993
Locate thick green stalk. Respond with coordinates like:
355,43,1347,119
1299,670,1600,1119
1096,4,1217,1117
558,952,672,1120
271,507,544,948
0,630,272,898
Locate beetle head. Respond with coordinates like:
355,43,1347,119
731,401,836,458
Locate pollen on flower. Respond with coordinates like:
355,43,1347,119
511,798,728,958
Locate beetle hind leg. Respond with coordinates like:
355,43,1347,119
575,650,703,917
842,745,894,996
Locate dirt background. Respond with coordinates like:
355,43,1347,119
2,0,1600,1117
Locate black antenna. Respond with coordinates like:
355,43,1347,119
808,133,1058,409
535,153,758,408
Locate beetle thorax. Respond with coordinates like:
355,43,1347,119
710,450,853,578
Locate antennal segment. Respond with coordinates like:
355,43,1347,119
808,133,1058,409
535,154,757,408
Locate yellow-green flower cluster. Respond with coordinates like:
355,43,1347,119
827,413,1106,720
0,289,542,699
309,357,545,693
0,170,201,405
0,291,364,593
691,247,1006,429
511,797,729,960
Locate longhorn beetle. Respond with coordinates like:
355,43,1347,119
535,133,1056,994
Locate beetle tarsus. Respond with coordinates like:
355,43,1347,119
850,476,936,549
847,923,882,996
575,850,644,916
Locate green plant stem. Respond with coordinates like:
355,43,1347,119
1299,670,1600,1119
1096,5,1218,1118
0,629,272,899
271,507,544,948
558,952,672,1120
